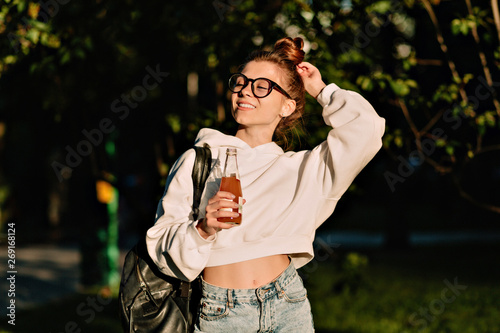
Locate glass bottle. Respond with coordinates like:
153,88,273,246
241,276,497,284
218,148,243,225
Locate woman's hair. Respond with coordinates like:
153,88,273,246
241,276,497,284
241,37,306,150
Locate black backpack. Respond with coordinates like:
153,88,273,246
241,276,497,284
119,144,212,333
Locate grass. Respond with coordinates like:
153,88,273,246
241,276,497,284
305,243,500,333
1,243,499,333
0,292,122,333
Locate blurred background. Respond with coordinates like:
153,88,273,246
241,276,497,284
0,0,499,332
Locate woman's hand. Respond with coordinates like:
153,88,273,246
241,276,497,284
196,191,242,239
296,62,327,99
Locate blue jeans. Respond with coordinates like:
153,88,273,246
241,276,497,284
194,261,315,333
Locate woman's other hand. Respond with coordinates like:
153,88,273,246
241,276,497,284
296,62,326,99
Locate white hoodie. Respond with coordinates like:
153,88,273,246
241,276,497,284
146,83,385,281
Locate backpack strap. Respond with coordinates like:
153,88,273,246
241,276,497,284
192,143,212,221
134,144,211,301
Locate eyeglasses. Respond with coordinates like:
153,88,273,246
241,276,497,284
228,73,292,99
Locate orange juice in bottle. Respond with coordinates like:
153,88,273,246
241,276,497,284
218,148,243,225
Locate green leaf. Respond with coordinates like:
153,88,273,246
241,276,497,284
484,111,496,127
435,139,446,147
74,47,85,59
25,29,40,43
382,134,393,148
60,51,71,64
445,145,454,156
476,115,487,135
40,32,61,49
356,76,374,91
460,22,469,35
389,79,410,97
394,136,403,148
16,0,27,12
166,114,181,133
83,36,93,50
405,79,418,88
451,19,462,35
367,1,392,14
404,0,416,8
451,18,470,36
463,73,474,84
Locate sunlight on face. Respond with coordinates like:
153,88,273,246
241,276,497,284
231,61,289,133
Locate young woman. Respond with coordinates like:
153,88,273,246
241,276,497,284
146,37,385,332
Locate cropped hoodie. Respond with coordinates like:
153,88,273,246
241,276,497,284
146,83,386,282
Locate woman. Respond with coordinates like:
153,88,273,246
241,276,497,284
146,37,385,332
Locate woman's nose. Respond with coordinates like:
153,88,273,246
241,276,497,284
239,82,253,97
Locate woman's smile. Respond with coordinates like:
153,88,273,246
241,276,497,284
236,100,256,110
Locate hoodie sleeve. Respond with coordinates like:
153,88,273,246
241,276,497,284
145,148,216,282
311,83,385,203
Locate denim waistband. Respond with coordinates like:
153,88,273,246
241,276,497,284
200,261,298,304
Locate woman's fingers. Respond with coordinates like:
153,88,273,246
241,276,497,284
204,190,241,231
207,191,235,205
206,192,238,214
296,62,315,76
296,62,326,98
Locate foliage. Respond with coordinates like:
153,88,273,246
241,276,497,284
295,0,500,213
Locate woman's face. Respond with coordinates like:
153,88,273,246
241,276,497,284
231,61,295,134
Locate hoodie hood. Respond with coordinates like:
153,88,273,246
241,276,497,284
194,128,284,155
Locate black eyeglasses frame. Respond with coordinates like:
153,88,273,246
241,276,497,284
228,73,292,100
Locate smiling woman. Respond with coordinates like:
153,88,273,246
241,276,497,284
146,36,386,332
231,38,308,149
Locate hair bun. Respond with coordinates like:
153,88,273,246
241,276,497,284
274,37,305,66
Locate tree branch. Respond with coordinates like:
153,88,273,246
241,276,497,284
475,133,483,154
397,98,420,138
465,0,500,116
420,0,468,102
420,108,446,134
424,155,453,174
415,58,444,66
475,144,500,155
452,143,500,215
453,173,500,214
397,98,455,174
492,0,500,44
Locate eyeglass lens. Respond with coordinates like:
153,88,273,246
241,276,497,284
229,75,272,98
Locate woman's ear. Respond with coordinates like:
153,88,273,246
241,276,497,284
281,99,296,118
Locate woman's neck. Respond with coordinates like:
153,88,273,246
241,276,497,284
235,126,273,148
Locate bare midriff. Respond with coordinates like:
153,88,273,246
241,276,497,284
203,254,290,289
